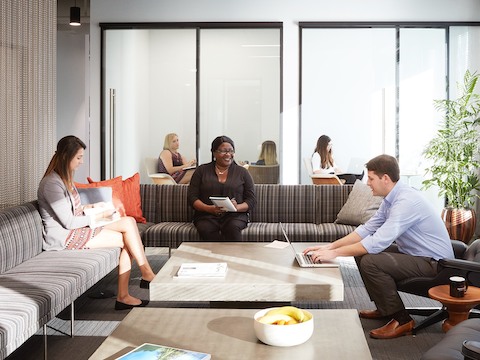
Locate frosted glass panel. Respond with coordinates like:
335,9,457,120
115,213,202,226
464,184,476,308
301,29,396,184
199,29,280,165
398,28,446,180
104,29,196,181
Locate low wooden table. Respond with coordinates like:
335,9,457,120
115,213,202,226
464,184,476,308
89,308,372,360
428,284,480,332
150,242,344,303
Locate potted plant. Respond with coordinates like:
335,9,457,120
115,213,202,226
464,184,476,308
422,70,480,243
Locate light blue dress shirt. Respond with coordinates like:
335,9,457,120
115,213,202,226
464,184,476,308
356,181,454,261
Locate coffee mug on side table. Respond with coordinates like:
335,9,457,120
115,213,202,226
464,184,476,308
450,276,468,298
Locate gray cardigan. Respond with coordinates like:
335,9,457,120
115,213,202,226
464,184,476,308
37,172,92,251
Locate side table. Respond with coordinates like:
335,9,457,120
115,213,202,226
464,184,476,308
428,284,480,332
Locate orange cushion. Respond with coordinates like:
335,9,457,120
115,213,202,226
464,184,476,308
75,176,127,217
81,174,146,224
120,173,146,223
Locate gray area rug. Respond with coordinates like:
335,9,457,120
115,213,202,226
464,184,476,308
6,249,446,360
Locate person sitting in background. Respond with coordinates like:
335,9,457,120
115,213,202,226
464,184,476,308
311,134,357,184
187,135,256,241
37,135,156,310
256,140,278,165
158,133,196,184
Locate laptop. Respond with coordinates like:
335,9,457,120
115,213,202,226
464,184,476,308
340,157,366,176
279,222,339,268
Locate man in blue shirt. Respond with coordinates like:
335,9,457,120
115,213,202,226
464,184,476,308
304,154,454,339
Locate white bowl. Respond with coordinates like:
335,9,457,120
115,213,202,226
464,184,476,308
253,307,314,347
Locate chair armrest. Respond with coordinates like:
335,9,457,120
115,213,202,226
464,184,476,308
438,258,480,273
452,239,468,258
463,340,480,360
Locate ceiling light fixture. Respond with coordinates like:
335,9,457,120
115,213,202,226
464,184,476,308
69,1,81,26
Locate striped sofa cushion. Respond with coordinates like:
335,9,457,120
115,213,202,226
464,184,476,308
0,248,120,359
250,184,317,223
315,184,354,224
139,184,158,223
0,202,43,274
153,184,193,223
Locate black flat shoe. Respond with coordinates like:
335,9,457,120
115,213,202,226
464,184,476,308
140,279,150,289
114,299,149,310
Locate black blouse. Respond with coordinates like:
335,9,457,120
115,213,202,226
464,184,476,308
187,162,256,219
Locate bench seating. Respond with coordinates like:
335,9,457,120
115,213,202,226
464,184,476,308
0,202,120,360
140,183,357,249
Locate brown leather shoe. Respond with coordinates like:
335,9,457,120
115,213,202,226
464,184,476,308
359,309,385,319
369,319,414,339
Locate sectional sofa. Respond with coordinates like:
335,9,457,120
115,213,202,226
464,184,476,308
140,182,382,252
0,202,120,360
0,181,379,359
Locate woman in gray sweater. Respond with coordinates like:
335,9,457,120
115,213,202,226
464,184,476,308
38,135,155,310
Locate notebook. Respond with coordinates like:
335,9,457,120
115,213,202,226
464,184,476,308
279,222,339,268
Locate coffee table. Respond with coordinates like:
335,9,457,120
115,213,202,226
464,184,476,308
429,284,480,332
150,242,344,303
89,308,372,360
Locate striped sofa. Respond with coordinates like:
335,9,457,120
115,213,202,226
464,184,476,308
140,184,357,250
0,202,120,360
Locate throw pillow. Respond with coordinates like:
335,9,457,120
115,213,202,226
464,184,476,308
85,174,146,224
335,180,384,226
75,176,127,217
120,173,146,223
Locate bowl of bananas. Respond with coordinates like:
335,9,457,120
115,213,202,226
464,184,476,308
253,306,314,347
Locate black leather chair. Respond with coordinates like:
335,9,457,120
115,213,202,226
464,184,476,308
396,239,480,334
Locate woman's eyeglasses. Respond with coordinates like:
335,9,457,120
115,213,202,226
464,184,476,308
215,149,235,155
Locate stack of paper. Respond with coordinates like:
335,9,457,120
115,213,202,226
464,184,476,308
176,262,228,278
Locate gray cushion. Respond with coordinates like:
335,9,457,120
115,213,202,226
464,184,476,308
335,180,383,226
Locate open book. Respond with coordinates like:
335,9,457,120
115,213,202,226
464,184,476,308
83,202,121,228
116,342,210,360
209,196,237,212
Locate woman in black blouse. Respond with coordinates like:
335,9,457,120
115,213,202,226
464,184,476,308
187,135,256,240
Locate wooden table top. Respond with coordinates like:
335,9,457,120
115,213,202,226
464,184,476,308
429,284,480,305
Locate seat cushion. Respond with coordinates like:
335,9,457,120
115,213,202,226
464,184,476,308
0,248,119,359
421,318,480,360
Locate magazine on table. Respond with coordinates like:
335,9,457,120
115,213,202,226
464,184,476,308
116,342,210,360
176,262,228,278
209,196,237,212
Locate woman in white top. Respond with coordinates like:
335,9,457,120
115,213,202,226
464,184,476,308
311,135,358,184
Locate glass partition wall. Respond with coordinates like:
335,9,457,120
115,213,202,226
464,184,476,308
300,23,480,212
101,24,281,182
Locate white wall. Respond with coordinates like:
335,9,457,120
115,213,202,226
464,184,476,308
88,0,480,183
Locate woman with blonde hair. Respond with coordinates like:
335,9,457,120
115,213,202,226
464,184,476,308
256,140,278,165
38,135,156,310
158,133,196,184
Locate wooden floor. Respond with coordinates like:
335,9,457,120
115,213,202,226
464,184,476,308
5,248,447,360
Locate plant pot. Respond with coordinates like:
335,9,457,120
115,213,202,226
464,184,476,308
441,208,477,244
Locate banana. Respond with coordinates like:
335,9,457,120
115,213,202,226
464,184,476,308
257,313,294,325
265,306,305,323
